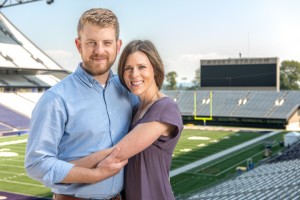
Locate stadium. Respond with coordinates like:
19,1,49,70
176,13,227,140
1,1,300,200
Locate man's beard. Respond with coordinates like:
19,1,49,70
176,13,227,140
84,62,110,76
82,55,116,76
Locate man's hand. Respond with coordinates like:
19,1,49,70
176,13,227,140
94,147,128,180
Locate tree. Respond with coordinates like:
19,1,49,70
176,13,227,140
191,68,201,89
280,60,300,90
165,71,177,90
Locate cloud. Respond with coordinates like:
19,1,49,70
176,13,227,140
164,53,228,82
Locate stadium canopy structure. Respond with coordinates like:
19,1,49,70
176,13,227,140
0,11,69,92
0,7,68,133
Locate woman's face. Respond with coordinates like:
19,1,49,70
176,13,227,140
123,51,157,97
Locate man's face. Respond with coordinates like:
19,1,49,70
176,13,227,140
75,23,121,77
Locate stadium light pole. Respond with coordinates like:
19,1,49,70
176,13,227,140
0,0,54,9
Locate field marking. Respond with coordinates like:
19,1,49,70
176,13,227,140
0,172,45,188
188,136,210,140
0,179,45,187
0,136,50,197
0,170,24,175
0,158,24,162
0,152,18,157
0,164,25,168
170,130,281,177
0,139,27,147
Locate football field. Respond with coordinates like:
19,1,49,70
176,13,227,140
0,129,284,199
0,134,52,199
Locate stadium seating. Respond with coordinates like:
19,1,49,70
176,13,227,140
0,123,12,131
268,141,300,162
187,158,300,199
0,89,299,134
0,104,29,129
164,90,300,120
0,93,39,117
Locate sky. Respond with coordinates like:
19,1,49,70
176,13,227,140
1,0,300,83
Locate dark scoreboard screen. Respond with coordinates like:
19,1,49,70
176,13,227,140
200,58,278,87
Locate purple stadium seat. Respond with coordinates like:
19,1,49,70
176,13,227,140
0,104,30,129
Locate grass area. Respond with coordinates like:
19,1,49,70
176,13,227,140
171,129,261,169
0,129,285,199
171,130,285,198
0,134,52,198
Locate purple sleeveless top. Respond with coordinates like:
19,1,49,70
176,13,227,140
125,97,183,200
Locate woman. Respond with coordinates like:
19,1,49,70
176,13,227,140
118,40,183,200
73,40,183,200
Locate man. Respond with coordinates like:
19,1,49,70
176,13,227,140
25,8,137,199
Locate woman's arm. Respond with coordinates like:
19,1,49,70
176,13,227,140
71,121,175,168
114,121,175,161
62,148,128,183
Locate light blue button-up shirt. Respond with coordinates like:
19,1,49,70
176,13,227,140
25,64,138,199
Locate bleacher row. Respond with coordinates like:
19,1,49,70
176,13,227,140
268,141,300,163
1,90,300,133
0,74,61,88
188,159,300,200
0,93,42,132
0,104,29,131
164,90,300,119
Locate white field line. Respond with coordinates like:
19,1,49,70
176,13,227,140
0,164,24,168
0,138,46,189
0,170,24,175
0,158,24,163
0,179,45,187
2,146,27,151
0,139,27,146
0,172,44,187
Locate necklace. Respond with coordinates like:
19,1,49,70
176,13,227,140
134,90,159,122
140,90,158,111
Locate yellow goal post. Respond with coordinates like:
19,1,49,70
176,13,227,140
194,91,213,122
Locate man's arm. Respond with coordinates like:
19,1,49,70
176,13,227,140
25,92,71,186
25,92,126,185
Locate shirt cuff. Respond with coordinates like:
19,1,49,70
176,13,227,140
43,160,74,187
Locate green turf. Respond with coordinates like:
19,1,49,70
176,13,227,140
0,134,52,198
171,130,285,198
0,130,285,199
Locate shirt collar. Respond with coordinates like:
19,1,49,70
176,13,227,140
75,63,114,88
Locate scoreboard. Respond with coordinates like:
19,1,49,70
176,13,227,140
200,57,279,91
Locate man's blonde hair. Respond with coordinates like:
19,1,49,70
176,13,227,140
77,8,120,39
